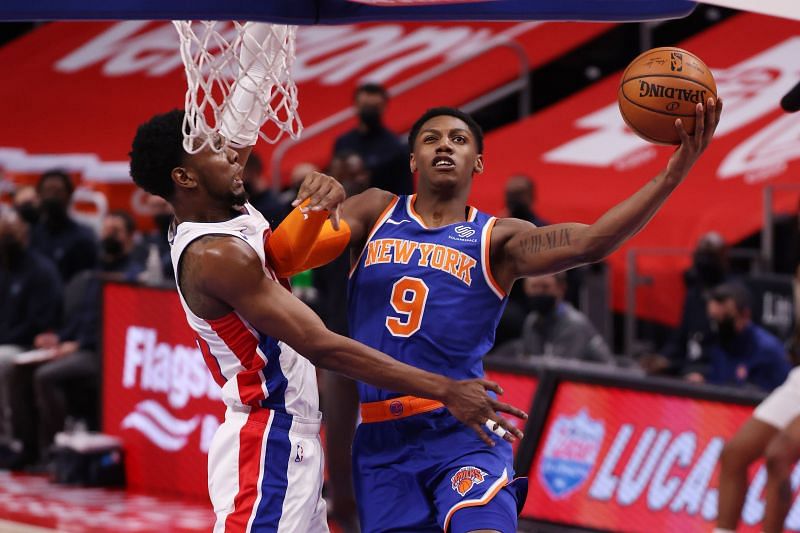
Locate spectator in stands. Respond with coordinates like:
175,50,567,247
316,151,370,532
242,152,286,226
640,231,732,376
134,193,175,284
30,170,97,282
99,210,146,281
495,175,555,347
685,283,790,392
492,273,614,364
0,209,62,467
504,174,549,227
0,209,62,351
333,83,413,195
30,275,102,467
12,185,40,226
12,211,144,467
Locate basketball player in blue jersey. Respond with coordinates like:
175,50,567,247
340,101,722,532
128,109,527,533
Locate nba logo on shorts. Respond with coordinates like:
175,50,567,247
538,409,604,499
670,52,683,71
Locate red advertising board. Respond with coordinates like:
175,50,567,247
523,382,800,532
102,283,224,499
484,369,538,456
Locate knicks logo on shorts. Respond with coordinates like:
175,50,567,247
451,466,487,496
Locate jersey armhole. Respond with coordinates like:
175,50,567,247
480,217,507,299
348,196,400,278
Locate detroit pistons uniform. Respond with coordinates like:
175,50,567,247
348,194,528,532
170,203,327,533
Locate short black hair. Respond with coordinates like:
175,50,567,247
38,169,74,197
354,83,388,101
129,109,187,200
408,107,484,154
710,282,752,312
108,209,137,235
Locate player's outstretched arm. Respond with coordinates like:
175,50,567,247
492,98,722,290
198,238,526,446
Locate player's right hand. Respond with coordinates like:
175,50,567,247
443,379,527,447
292,171,346,230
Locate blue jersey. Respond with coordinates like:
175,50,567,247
348,194,508,403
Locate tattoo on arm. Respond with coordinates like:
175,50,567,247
518,228,572,255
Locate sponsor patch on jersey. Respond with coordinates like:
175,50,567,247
451,466,487,497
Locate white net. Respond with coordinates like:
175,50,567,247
173,21,302,154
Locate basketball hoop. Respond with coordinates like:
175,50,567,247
173,21,302,154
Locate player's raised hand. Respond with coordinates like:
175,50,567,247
292,171,346,230
443,379,527,447
666,97,723,184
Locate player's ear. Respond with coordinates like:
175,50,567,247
473,155,484,175
172,166,197,190
409,153,417,174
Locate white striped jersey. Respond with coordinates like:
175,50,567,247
169,203,320,419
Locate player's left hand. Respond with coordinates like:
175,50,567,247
292,171,346,230
665,97,723,184
443,379,527,447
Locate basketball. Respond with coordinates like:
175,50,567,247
618,47,717,145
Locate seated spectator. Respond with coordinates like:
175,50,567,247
242,152,287,226
0,209,62,351
495,175,550,347
492,273,614,364
99,210,146,281
504,174,549,227
333,83,412,195
640,231,733,376
0,209,62,466
133,193,174,284
30,170,97,283
685,283,790,392
315,152,370,532
12,185,40,226
30,274,102,467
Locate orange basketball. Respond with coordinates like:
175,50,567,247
618,47,717,145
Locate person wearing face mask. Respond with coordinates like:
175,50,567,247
684,282,789,391
332,83,413,195
12,185,41,226
640,231,734,376
98,210,145,280
29,170,97,283
10,211,142,468
0,209,63,467
493,273,614,363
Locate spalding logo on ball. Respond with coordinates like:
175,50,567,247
618,47,717,145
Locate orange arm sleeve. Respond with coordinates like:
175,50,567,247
265,202,327,277
265,203,352,278
295,219,351,274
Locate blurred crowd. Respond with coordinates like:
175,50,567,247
0,85,798,520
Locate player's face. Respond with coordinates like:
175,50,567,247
410,115,483,191
184,134,247,206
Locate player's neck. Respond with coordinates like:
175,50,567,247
174,199,245,224
412,190,470,228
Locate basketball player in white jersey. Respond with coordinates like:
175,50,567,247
128,109,526,533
